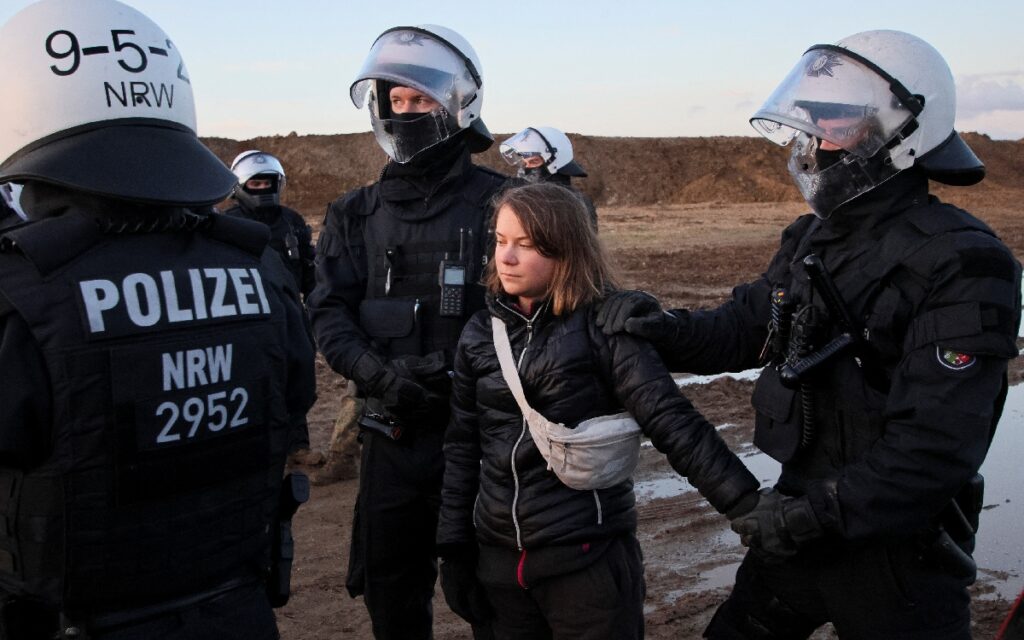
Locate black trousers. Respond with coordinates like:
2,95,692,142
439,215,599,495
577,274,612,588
704,538,973,640
346,428,445,640
478,534,646,640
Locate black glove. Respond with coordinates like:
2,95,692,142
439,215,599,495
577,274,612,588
729,488,824,559
595,290,684,349
440,551,492,626
351,352,432,423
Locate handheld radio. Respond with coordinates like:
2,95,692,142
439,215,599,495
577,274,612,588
439,228,469,317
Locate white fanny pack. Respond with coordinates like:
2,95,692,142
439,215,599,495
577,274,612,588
492,316,642,491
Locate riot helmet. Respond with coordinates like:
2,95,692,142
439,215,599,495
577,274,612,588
500,127,588,182
750,30,983,218
350,24,493,163
0,0,235,207
231,150,286,211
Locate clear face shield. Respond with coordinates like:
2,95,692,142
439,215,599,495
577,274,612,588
499,128,554,181
751,47,920,218
351,28,480,163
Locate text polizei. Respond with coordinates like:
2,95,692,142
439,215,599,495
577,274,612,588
79,267,271,334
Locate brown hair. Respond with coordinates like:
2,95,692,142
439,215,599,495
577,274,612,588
484,183,619,315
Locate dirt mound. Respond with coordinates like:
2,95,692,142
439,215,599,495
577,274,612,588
203,131,1024,222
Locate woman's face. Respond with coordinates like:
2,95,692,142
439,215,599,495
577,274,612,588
494,204,556,310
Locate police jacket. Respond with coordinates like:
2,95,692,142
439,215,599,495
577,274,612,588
0,200,316,621
658,169,1021,543
223,203,315,298
437,293,758,554
307,146,506,428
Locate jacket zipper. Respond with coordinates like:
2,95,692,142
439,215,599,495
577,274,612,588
501,301,544,552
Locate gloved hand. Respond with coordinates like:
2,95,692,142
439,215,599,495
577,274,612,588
729,488,825,560
440,549,492,626
595,290,685,349
350,352,432,423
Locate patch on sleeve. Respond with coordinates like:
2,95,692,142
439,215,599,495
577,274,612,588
936,346,977,371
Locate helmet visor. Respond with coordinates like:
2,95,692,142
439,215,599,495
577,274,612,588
499,128,553,168
787,132,901,218
750,48,917,159
351,28,478,118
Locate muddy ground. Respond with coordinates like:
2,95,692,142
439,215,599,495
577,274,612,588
269,192,1024,639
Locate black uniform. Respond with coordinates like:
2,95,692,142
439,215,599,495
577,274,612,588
0,196,317,639
223,202,316,455
223,203,315,298
662,170,1022,639
307,142,506,639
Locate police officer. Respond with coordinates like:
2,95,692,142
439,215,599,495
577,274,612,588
499,126,598,228
224,150,319,465
598,30,1021,639
0,1,316,638
307,24,506,640
224,151,316,299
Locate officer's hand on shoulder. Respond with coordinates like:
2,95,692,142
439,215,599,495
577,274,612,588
596,290,686,348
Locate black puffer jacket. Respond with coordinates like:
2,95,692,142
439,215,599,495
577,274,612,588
437,294,758,552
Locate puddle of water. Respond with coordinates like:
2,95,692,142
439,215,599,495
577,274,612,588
640,377,1024,600
974,383,1024,599
635,441,780,501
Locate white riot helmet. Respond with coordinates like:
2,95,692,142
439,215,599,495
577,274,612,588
500,127,588,181
0,0,235,206
750,30,983,218
350,24,492,163
230,150,286,210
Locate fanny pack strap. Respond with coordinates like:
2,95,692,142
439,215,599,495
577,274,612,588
491,316,533,416
491,317,555,468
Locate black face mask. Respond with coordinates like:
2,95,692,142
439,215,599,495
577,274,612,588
518,165,548,183
384,112,448,164
814,147,846,172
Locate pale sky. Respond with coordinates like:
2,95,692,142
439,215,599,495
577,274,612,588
3,0,1023,140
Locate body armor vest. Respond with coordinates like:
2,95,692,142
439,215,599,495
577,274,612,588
354,168,499,362
751,202,1005,488
0,211,291,614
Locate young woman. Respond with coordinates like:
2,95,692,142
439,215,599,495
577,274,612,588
436,183,759,640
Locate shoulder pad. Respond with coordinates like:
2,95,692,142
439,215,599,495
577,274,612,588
472,164,511,183
903,200,995,238
204,214,271,257
779,214,817,244
328,185,379,222
0,212,103,276
463,165,509,207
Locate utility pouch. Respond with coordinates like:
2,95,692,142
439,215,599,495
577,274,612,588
359,298,422,357
955,474,984,536
752,366,802,463
267,473,310,608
